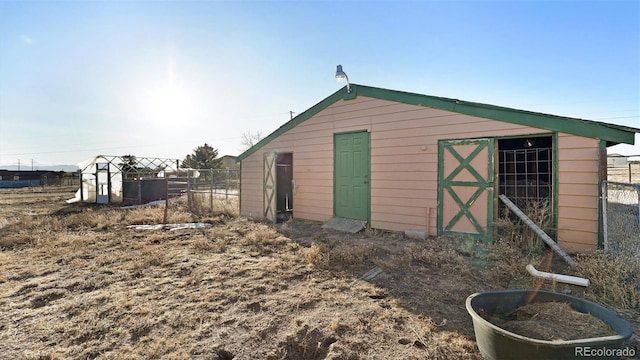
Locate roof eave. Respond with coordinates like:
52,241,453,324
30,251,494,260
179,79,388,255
236,84,638,162
356,85,638,145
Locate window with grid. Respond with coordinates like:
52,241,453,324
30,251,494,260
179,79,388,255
498,138,553,210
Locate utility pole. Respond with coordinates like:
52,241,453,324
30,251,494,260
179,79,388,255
289,111,295,120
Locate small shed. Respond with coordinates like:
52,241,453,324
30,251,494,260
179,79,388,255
236,84,639,252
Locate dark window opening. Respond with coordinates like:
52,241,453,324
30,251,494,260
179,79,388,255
497,136,553,226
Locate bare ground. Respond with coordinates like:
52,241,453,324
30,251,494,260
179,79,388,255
0,186,638,359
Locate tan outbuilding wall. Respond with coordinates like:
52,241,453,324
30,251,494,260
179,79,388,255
241,96,602,252
556,134,600,252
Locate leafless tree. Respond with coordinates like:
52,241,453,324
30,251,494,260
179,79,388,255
240,130,264,151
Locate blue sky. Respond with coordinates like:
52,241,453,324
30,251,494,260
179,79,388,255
1,0,638,168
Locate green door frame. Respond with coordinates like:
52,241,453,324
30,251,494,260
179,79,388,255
437,138,495,240
493,132,558,237
334,131,371,221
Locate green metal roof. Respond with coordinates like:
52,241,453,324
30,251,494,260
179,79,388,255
237,84,639,162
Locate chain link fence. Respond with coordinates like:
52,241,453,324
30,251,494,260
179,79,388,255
602,181,640,253
167,169,239,216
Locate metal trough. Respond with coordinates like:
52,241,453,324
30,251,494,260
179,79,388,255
466,289,633,360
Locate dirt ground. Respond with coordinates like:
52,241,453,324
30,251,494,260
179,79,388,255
1,186,638,359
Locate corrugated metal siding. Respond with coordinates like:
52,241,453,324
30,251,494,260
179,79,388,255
240,96,602,251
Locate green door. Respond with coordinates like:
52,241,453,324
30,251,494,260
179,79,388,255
438,138,494,240
334,132,370,220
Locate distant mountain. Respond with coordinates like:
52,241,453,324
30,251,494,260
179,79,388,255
0,164,79,172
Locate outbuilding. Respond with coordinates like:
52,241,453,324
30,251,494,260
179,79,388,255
237,84,639,252
0,170,63,188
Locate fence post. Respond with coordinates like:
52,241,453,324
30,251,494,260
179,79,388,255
163,177,169,226
210,168,214,213
225,170,229,200
601,181,609,250
636,184,640,227
187,170,192,211
80,173,84,201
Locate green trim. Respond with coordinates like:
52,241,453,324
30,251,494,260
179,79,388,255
437,138,494,241
237,84,638,163
492,133,558,238
343,85,358,100
437,140,445,235
356,85,638,144
597,139,607,248
367,131,371,224
552,132,559,239
239,161,242,215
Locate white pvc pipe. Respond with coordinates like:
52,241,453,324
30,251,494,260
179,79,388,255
526,264,590,287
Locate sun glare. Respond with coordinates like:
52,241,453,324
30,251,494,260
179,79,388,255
142,84,197,126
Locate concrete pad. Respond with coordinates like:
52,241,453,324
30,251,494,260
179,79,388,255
404,229,428,240
322,217,367,233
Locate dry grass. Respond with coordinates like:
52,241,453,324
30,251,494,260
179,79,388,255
493,199,551,255
576,250,640,311
481,301,617,341
583,176,640,314
0,189,482,359
491,200,640,311
188,192,239,218
1,187,638,359
607,164,640,183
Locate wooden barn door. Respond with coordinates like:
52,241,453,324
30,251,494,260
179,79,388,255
263,152,277,223
438,138,494,240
